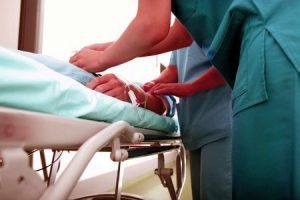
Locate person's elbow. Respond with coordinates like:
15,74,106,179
184,33,193,46
143,21,169,46
134,15,169,46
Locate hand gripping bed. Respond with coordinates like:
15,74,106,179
0,48,186,199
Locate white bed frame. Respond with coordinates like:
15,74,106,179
0,107,185,200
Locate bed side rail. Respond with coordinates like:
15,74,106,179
0,121,143,200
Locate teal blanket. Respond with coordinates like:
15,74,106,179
0,47,177,133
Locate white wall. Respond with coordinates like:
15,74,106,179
0,0,21,49
41,0,170,83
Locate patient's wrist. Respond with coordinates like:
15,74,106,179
144,94,170,115
125,84,170,116
156,95,170,116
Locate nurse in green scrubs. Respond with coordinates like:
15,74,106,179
172,1,300,199
71,0,300,199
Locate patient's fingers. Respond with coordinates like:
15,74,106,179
86,75,111,89
93,77,123,93
87,78,101,89
87,74,128,101
104,88,128,102
94,84,112,93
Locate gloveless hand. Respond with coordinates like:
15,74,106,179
148,82,195,98
69,48,107,72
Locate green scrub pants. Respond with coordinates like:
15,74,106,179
190,136,232,200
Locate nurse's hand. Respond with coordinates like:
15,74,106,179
86,74,130,102
82,42,113,51
148,82,195,98
143,81,156,92
143,66,178,92
70,48,107,72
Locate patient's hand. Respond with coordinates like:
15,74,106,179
86,74,130,102
86,74,167,115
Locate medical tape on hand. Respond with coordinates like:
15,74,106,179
128,89,139,107
125,81,147,108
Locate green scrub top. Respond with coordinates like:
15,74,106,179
172,0,300,199
172,0,232,53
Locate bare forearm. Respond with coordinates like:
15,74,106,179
191,67,226,94
99,22,160,68
142,19,193,56
99,0,171,69
151,66,178,83
85,42,113,51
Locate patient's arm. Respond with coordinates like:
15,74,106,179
86,74,169,115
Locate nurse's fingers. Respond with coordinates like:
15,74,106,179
143,81,156,92
71,60,80,67
70,48,85,61
149,84,174,95
69,53,79,63
147,83,163,93
151,87,172,95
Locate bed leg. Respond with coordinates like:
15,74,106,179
39,150,49,183
0,147,46,200
115,161,125,200
175,145,186,198
47,150,62,186
155,153,177,200
155,145,186,200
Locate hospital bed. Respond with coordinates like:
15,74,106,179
0,107,185,200
0,48,186,200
